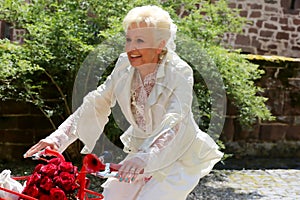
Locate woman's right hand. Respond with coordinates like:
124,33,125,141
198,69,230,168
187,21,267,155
23,138,58,158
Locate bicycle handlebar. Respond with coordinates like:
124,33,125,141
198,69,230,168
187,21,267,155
31,147,65,161
30,148,144,179
30,148,122,178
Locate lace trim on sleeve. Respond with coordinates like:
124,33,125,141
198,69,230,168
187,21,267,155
134,124,180,163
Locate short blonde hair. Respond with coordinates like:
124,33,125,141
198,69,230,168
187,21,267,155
123,5,172,31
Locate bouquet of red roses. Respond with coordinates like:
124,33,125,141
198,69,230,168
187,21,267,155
20,157,79,200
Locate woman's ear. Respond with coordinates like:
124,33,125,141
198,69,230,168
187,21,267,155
156,40,166,54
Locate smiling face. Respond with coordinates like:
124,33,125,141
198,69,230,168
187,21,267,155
125,22,164,68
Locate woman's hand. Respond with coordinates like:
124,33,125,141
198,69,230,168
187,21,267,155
23,138,58,158
118,157,146,183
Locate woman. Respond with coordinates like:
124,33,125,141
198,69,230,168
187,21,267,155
24,5,223,199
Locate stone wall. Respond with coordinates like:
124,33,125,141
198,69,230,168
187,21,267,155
224,0,300,58
2,1,300,57
0,20,26,43
221,56,300,158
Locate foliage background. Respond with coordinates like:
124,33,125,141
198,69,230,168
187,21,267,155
0,0,274,158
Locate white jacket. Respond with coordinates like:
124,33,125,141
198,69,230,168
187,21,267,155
47,51,223,180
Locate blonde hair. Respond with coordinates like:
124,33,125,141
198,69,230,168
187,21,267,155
123,5,177,51
123,5,172,31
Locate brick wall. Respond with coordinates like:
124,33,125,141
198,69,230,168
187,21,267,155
221,56,300,158
0,100,54,161
224,0,300,58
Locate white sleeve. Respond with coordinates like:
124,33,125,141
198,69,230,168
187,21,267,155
44,54,129,153
43,73,115,154
44,111,79,153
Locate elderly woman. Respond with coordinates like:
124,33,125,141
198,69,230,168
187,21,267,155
24,5,223,199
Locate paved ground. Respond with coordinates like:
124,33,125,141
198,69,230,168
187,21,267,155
187,158,300,200
187,169,300,200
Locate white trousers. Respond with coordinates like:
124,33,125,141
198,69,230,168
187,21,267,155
101,162,201,200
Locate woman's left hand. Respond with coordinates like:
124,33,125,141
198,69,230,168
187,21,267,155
118,157,146,183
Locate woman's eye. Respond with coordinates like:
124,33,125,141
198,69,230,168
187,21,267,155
137,39,144,43
126,38,132,43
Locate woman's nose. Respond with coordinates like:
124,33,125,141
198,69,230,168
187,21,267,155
126,42,138,52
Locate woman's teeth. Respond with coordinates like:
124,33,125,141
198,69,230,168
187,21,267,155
131,54,141,58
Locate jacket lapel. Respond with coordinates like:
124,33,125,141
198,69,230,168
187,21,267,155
147,59,167,106
115,66,137,125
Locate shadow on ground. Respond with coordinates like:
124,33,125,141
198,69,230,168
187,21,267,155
215,157,300,170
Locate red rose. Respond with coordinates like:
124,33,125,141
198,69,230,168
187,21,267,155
23,184,39,197
48,157,62,165
41,163,58,177
40,194,51,200
40,176,54,191
21,152,80,199
59,161,74,173
26,172,41,186
33,163,43,173
54,172,77,192
50,188,67,200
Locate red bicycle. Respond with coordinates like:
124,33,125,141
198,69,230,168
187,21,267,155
0,148,121,200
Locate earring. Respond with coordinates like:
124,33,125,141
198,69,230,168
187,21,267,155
159,47,167,61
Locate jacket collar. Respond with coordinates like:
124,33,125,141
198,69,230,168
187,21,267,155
147,55,169,106
122,53,169,107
